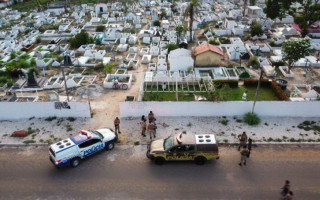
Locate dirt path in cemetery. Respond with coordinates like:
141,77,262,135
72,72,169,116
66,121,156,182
86,22,149,143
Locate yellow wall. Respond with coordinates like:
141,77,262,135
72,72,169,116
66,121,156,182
195,51,222,67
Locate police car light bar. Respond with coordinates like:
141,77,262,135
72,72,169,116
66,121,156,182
80,130,91,138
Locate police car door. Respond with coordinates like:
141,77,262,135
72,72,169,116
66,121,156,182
78,139,103,158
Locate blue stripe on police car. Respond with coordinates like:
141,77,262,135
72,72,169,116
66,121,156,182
83,144,104,157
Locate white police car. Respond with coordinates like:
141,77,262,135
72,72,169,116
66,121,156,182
49,129,116,168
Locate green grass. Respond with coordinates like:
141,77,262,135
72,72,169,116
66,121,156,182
143,86,279,101
220,86,279,101
143,92,204,101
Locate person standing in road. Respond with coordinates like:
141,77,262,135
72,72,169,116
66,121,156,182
147,121,156,140
141,115,146,122
148,111,156,123
140,118,147,137
114,117,121,135
281,180,293,199
248,138,253,152
238,132,248,151
247,137,253,158
238,145,250,166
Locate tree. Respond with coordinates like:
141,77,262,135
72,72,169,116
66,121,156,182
206,83,229,101
293,0,320,37
263,0,281,20
70,30,94,48
250,20,263,37
247,56,260,69
175,25,184,44
166,43,179,53
184,0,200,42
272,0,320,37
153,20,161,27
160,10,167,19
171,2,178,13
36,36,41,44
282,38,311,73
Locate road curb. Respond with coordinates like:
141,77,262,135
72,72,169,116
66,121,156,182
1,142,320,147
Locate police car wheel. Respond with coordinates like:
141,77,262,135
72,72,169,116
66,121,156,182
70,158,80,167
106,142,115,150
154,157,165,165
194,156,206,165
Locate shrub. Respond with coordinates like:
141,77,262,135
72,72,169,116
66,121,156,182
239,71,250,79
270,80,289,101
219,119,229,126
271,60,285,67
244,112,261,125
67,117,76,122
10,52,17,60
23,140,36,144
36,36,41,44
45,116,57,121
250,19,263,36
243,79,271,87
208,39,220,45
213,80,238,88
247,56,260,69
70,30,94,48
27,127,36,135
96,25,105,32
153,20,161,27
134,141,140,145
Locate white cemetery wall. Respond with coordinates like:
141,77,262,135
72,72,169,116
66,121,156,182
119,101,320,117
0,101,91,119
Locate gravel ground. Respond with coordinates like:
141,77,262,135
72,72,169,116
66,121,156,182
1,116,320,145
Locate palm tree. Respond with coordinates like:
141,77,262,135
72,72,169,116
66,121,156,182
175,25,184,44
184,0,200,42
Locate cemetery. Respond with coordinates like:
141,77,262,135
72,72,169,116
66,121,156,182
0,0,319,110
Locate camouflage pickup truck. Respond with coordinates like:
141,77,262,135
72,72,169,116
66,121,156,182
146,133,219,165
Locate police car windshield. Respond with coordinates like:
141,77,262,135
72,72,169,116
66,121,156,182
91,130,103,139
164,136,173,150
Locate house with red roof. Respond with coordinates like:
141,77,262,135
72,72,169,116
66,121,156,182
193,43,224,67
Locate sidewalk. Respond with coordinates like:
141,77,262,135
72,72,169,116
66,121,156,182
0,116,320,145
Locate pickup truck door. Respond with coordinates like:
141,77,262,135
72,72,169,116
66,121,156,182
78,139,103,158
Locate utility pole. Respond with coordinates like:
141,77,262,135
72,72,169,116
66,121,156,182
62,51,71,102
251,67,263,113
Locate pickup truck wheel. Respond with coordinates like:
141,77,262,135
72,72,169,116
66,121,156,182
154,157,165,165
106,142,115,150
70,158,80,167
146,151,150,158
194,156,206,165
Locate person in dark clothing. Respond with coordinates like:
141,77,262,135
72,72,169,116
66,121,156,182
114,117,121,135
281,180,292,199
238,132,248,151
148,111,155,123
248,138,253,152
141,115,146,122
238,145,250,166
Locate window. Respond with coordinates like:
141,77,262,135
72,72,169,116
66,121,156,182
79,139,101,148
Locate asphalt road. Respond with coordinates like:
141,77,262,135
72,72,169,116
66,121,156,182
0,145,319,200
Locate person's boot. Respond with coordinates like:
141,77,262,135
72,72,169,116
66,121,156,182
238,163,242,166
244,161,246,166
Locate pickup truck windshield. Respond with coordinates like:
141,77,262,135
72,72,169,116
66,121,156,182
92,131,103,139
164,136,173,150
